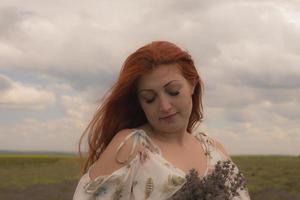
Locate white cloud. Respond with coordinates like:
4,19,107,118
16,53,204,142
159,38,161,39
0,74,56,110
0,117,83,152
60,94,97,120
0,0,299,154
0,92,97,152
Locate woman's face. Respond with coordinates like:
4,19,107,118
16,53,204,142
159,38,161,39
137,64,195,134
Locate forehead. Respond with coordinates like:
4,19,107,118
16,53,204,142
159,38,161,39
137,64,185,90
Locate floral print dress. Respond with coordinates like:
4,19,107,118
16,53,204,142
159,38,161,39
73,129,251,200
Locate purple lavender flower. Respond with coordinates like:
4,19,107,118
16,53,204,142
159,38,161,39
168,160,247,200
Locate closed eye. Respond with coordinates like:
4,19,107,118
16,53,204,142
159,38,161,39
169,91,179,96
144,91,180,104
146,99,155,104
145,91,179,104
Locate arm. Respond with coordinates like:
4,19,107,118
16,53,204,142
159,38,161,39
73,129,144,200
89,128,144,180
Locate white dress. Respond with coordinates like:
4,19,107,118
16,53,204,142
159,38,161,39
73,129,251,200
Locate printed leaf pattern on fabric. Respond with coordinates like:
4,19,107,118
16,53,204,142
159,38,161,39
112,184,124,200
84,177,106,194
144,177,154,199
162,174,186,193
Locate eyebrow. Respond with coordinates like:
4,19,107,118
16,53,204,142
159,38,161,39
138,80,180,93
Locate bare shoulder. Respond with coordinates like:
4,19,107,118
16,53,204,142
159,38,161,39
89,128,143,180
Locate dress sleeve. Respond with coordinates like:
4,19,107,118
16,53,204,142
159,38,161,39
233,188,251,200
73,130,146,200
73,159,140,200
193,131,252,200
231,164,251,200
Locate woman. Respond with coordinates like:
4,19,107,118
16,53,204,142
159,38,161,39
73,41,251,200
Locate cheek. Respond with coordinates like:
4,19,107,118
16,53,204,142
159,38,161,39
177,95,193,113
178,91,192,105
140,103,155,117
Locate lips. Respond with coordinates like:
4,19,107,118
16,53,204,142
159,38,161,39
160,112,177,119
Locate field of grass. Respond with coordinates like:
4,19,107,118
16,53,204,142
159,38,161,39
0,154,81,190
0,154,299,200
232,155,300,199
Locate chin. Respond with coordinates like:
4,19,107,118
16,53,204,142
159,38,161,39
158,124,185,133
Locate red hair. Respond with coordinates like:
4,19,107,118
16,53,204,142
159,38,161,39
78,41,204,173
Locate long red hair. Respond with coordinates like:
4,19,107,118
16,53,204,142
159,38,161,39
78,41,204,173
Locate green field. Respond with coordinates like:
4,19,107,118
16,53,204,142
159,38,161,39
0,154,299,200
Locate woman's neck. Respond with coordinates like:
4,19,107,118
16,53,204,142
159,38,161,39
142,123,190,147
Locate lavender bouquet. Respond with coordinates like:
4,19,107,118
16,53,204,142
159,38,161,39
168,160,247,200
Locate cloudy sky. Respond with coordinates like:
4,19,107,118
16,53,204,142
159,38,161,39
0,0,299,155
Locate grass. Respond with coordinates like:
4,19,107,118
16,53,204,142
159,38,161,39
232,155,300,197
0,154,299,199
0,154,81,190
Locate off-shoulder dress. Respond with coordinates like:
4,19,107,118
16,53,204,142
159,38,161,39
73,129,251,200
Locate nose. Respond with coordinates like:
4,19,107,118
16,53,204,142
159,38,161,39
158,94,172,113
